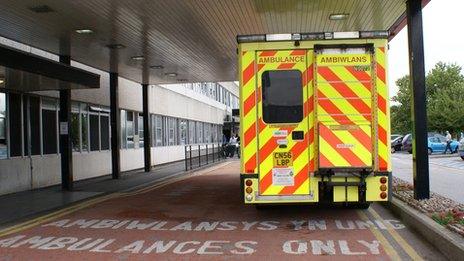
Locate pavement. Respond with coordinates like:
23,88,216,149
0,161,188,227
392,152,464,204
0,160,446,260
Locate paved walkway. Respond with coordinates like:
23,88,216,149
0,160,210,227
0,161,444,260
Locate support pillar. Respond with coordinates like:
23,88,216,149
110,72,121,179
407,0,429,199
142,84,151,172
59,55,73,191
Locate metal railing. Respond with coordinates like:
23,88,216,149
184,143,224,171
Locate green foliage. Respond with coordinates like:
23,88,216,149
391,62,464,135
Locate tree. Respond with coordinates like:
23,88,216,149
390,62,464,136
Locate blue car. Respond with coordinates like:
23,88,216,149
427,136,459,154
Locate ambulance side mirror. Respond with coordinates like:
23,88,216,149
232,109,239,116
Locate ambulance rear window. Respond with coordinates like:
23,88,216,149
262,70,303,124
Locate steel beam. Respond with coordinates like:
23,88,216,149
0,44,99,89
59,55,73,191
142,84,152,172
406,0,429,199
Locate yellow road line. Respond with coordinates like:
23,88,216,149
357,210,401,260
368,207,423,261
0,162,231,237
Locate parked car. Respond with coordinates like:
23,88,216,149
391,134,402,141
402,134,413,153
427,136,459,154
458,138,464,160
391,135,403,153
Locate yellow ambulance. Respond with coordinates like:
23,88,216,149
238,31,391,208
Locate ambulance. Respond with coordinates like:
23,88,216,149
237,31,391,208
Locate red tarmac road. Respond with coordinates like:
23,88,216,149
0,161,445,260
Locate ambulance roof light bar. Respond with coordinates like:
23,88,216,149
237,30,389,43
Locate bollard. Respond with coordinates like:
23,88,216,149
184,146,188,171
198,144,201,167
206,144,209,164
212,144,215,162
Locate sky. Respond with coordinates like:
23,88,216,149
388,0,464,99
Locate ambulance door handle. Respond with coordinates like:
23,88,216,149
292,131,304,141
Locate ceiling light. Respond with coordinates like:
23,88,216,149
106,44,126,49
0,79,4,84
329,13,349,20
75,29,93,34
165,73,177,77
150,65,164,69
131,56,145,61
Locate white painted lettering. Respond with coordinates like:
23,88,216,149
90,239,115,253
358,240,380,254
112,220,131,229
90,220,120,229
231,241,257,255
68,238,105,251
63,219,99,228
170,222,192,231
37,237,78,250
194,222,219,231
310,240,336,255
42,219,70,228
335,220,356,229
374,220,388,230
142,241,177,254
355,220,376,230
150,221,168,230
308,220,327,230
339,240,366,255
10,236,55,248
291,220,305,231
0,235,26,247
197,240,227,255
126,221,158,230
115,240,145,254
241,221,258,231
257,221,279,230
173,241,201,254
217,221,238,231
283,240,307,254
383,219,405,229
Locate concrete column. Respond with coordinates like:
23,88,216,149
59,55,73,191
142,84,151,172
407,0,429,199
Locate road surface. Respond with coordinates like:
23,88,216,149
392,153,464,204
0,161,444,260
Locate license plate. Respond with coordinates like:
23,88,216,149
273,152,293,167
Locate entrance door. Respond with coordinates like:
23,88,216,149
315,47,374,169
256,50,311,196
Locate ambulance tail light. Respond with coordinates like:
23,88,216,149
380,192,387,199
380,177,387,184
380,185,387,191
245,179,253,186
245,187,253,194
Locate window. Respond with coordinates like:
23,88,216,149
188,120,196,144
150,115,155,147
204,123,210,143
0,92,6,159
81,104,89,152
179,119,187,145
196,122,203,143
70,103,80,152
121,110,127,148
126,111,134,149
262,70,303,124
42,99,58,155
168,117,176,146
89,109,100,151
8,93,22,157
30,96,41,155
154,115,163,147
100,113,110,150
